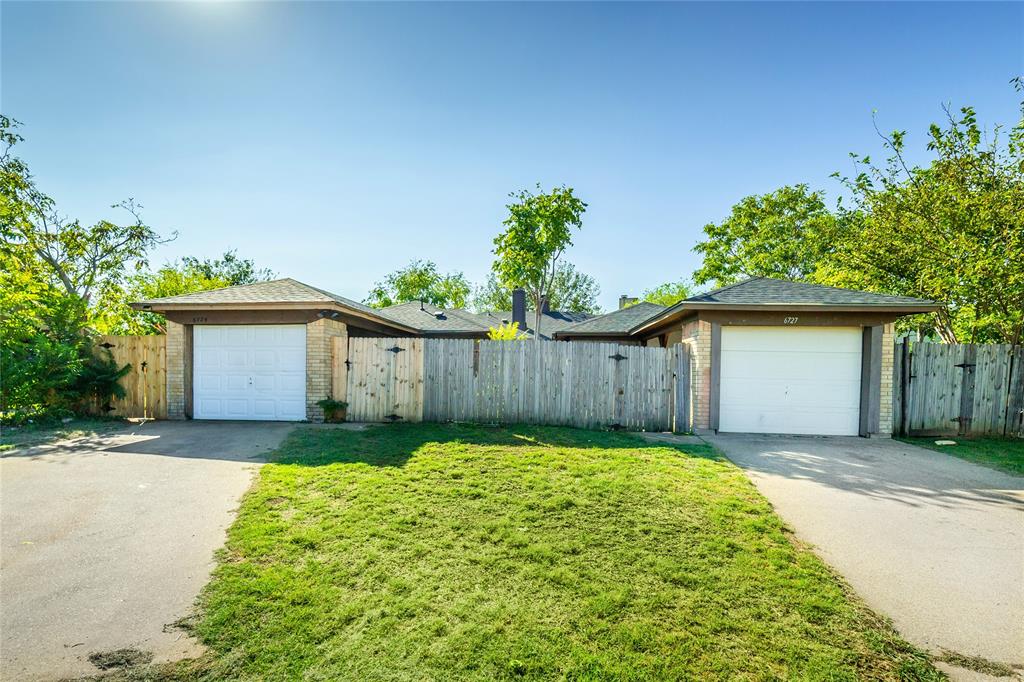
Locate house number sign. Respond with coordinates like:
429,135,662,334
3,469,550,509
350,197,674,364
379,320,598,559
783,316,799,325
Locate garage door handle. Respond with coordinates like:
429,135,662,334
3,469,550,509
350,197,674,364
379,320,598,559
248,376,253,385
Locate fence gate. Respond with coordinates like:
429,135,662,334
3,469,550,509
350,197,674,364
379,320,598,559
93,334,168,419
894,341,1024,437
345,337,424,422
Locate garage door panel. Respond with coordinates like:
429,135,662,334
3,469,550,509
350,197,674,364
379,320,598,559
722,326,863,354
222,399,250,419
722,406,859,436
252,399,277,418
279,349,305,367
277,326,306,344
252,374,276,391
193,325,306,421
279,374,305,392
721,352,861,380
195,349,221,369
222,327,249,344
253,350,276,368
721,379,860,409
719,326,862,436
277,399,306,421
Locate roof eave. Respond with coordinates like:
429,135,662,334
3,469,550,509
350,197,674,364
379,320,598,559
630,302,941,335
553,330,634,338
130,300,420,335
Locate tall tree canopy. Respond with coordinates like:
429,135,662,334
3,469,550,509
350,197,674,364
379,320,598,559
473,263,601,314
94,251,275,335
363,259,471,309
828,102,1023,344
492,185,587,337
1,116,164,419
692,184,841,288
692,89,1023,344
180,250,274,286
638,280,694,307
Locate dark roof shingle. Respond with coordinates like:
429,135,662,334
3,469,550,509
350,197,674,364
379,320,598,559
686,277,938,307
555,302,666,337
378,302,491,333
134,278,381,314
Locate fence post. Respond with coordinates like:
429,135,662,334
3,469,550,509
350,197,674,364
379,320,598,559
1005,345,1024,438
899,340,910,437
956,344,977,436
674,345,691,433
332,335,349,404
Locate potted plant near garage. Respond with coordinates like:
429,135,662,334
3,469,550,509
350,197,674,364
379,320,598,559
317,398,348,423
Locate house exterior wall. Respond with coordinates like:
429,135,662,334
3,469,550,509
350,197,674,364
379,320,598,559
655,314,897,435
166,321,186,420
305,318,348,423
879,322,894,436
676,318,712,431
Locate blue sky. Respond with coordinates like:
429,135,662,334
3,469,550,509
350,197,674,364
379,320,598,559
3,2,1021,311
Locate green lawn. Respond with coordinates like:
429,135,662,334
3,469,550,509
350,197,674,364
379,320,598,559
0,417,128,453
900,437,1024,476
146,424,939,680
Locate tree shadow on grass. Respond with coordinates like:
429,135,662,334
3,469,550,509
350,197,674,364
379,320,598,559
273,422,718,468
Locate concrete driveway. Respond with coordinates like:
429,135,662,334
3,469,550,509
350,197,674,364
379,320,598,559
0,420,295,681
707,434,1024,677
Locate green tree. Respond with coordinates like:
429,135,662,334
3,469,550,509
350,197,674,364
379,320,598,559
492,185,588,338
638,280,693,307
181,250,274,285
1,124,169,309
94,251,274,334
473,263,601,314
0,116,160,420
692,184,842,288
831,98,1024,344
363,259,470,309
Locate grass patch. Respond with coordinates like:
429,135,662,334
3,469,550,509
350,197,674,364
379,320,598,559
169,423,938,680
87,648,153,671
0,416,128,453
901,437,1024,476
937,649,1018,677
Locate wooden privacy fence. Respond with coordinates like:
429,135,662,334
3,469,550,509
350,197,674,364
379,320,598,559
338,338,692,432
93,334,167,419
343,337,425,423
894,341,1024,437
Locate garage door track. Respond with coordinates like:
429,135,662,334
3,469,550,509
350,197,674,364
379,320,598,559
708,433,1024,678
0,420,295,681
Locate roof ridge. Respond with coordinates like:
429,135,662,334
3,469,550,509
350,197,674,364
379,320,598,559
685,276,760,300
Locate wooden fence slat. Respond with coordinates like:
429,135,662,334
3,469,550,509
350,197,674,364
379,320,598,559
354,338,677,431
897,341,1021,437
93,335,168,419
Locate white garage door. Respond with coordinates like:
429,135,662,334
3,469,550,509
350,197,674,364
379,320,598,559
719,326,862,436
193,325,306,421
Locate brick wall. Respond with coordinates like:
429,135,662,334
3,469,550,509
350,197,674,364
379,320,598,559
676,318,711,431
878,322,894,436
305,318,348,422
166,321,186,420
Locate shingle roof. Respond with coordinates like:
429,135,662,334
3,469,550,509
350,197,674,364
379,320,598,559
379,302,492,333
381,303,592,339
554,302,666,337
478,310,593,340
134,278,378,313
630,277,940,335
685,277,938,307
